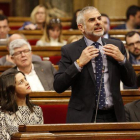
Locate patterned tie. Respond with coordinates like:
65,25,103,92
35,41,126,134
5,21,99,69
93,42,106,109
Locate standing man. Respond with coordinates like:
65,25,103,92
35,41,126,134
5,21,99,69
125,31,140,64
0,14,10,46
101,14,110,39
54,6,136,123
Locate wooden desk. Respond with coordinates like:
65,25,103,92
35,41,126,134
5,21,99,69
11,123,140,140
0,46,61,57
9,30,82,40
8,29,140,41
0,65,58,75
8,16,126,22
29,90,140,105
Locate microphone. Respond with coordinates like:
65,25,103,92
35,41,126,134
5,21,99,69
94,65,105,123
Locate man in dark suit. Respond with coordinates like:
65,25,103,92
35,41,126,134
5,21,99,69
101,13,120,41
54,6,136,123
125,73,140,122
2,39,56,91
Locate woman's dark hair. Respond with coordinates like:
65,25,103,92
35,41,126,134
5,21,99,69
0,71,34,113
71,9,81,29
46,18,62,42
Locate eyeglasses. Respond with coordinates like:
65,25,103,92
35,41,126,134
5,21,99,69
12,49,31,57
49,18,61,24
127,41,140,47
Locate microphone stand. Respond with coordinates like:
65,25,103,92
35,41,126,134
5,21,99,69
94,66,105,123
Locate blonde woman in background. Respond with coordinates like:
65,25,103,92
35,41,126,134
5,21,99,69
19,5,49,30
36,18,67,46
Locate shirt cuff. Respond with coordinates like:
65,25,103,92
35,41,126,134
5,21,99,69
118,57,126,65
74,61,83,72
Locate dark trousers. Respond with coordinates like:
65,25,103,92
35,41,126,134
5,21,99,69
92,108,117,122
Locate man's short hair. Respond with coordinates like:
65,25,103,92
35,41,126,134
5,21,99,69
101,13,110,24
9,39,31,55
0,14,8,22
76,6,98,25
137,73,140,87
126,5,140,21
125,31,140,44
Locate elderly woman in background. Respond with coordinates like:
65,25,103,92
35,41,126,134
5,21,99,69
19,5,49,30
36,18,67,46
0,71,43,140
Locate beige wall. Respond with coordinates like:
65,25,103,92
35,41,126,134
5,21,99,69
73,0,140,17
94,0,139,17
73,0,94,12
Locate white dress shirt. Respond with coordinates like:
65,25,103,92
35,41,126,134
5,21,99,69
17,64,45,91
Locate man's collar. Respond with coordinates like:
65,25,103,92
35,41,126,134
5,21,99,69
103,33,109,39
84,36,103,46
17,64,34,74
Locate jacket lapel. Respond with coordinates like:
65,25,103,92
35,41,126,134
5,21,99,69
102,38,113,86
134,100,140,121
33,63,50,90
78,37,95,84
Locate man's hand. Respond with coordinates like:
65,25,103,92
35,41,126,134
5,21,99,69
78,46,99,67
24,24,36,30
103,44,124,62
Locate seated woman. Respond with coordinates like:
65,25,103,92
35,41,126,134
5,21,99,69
0,71,43,139
36,18,67,46
19,5,48,30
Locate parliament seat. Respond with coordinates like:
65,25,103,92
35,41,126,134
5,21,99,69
40,104,67,124
11,123,139,140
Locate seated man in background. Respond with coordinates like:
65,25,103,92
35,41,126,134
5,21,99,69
101,14,121,41
0,33,42,65
0,14,10,46
123,31,139,89
1,39,56,91
125,31,140,64
114,5,140,29
125,73,140,122
101,13,111,39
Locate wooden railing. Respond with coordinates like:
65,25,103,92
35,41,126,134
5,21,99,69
11,123,140,140
0,64,139,74
8,29,140,41
28,89,140,105
0,46,62,57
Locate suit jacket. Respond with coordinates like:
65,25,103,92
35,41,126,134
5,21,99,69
125,100,140,122
1,61,56,91
0,54,42,66
54,37,136,123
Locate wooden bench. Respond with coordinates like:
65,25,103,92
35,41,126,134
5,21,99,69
8,29,140,41
29,90,140,105
0,64,138,75
0,46,62,57
11,123,140,140
8,17,72,30
0,65,59,75
9,30,82,40
8,17,126,23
